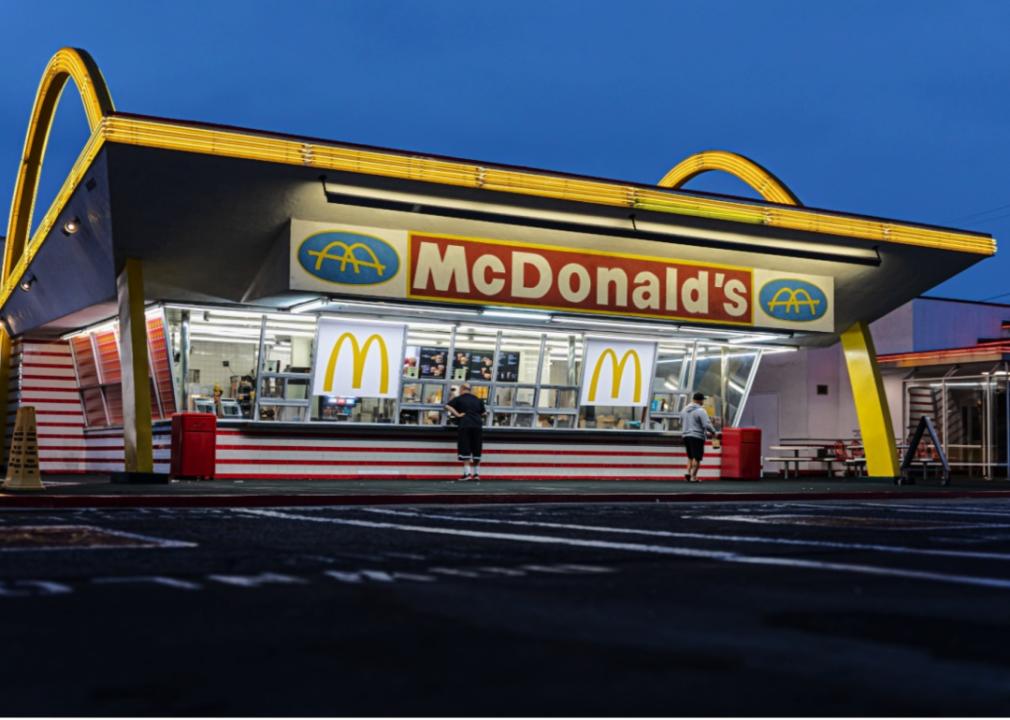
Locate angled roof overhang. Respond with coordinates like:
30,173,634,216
2,49,995,345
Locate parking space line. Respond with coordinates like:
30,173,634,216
785,501,1010,518
236,508,1010,591
361,508,1010,562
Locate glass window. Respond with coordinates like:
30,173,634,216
493,411,535,428
577,405,644,430
537,387,578,410
495,385,536,408
401,382,445,405
185,309,271,418
540,333,582,386
650,342,689,420
536,413,576,429
723,350,757,426
495,330,542,384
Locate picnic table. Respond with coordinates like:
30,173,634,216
766,445,834,478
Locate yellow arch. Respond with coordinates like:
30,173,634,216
657,150,801,206
0,48,114,470
3,47,114,284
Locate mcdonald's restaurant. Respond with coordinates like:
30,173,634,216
0,49,996,482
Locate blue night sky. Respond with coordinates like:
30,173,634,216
2,0,1009,300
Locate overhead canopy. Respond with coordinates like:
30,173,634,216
1,111,994,345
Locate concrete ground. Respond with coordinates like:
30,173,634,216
2,497,1010,715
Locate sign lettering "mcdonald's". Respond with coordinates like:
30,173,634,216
409,234,752,325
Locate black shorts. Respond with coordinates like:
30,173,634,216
457,426,483,461
684,436,705,462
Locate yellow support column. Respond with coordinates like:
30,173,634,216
841,322,899,478
117,258,153,474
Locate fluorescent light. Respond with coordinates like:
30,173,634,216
189,335,262,345
482,309,552,321
729,334,779,345
728,380,746,394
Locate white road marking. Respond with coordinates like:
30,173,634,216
687,513,1006,531
208,572,308,588
362,508,1010,563
0,580,73,596
785,501,1010,519
93,576,202,590
237,508,1010,590
324,569,437,584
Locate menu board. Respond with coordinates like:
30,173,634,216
496,351,520,382
452,349,491,381
418,347,447,379
449,348,521,382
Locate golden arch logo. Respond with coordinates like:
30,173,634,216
323,332,390,394
297,231,400,286
587,348,642,403
759,279,828,322
309,241,386,275
767,288,819,314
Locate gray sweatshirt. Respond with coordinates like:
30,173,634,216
681,402,716,439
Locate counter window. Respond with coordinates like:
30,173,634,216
141,305,771,432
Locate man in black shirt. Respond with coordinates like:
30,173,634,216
445,383,486,481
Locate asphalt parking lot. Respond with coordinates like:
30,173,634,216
3,498,1010,715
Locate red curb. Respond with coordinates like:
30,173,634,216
2,489,1010,509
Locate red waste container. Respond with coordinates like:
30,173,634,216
170,412,217,480
720,427,762,480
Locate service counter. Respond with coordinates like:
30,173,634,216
148,419,721,481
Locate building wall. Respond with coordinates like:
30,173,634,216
6,337,170,474
869,301,915,354
911,298,1009,351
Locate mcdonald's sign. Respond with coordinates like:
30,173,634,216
311,319,405,399
580,339,656,408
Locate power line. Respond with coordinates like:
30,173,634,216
947,200,1010,224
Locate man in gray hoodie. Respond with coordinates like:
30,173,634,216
681,392,718,482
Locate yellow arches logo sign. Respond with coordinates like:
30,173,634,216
323,332,390,394
767,287,821,315
758,278,828,322
312,320,404,399
297,231,399,286
587,348,643,403
308,241,387,276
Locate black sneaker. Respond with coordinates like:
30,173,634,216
457,474,471,482
471,472,480,482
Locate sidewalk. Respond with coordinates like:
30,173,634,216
2,474,1009,508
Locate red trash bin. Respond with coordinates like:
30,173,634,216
170,412,217,480
720,427,762,480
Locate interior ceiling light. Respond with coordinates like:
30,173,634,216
61,217,81,235
481,309,553,321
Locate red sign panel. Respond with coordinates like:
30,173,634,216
407,233,753,324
